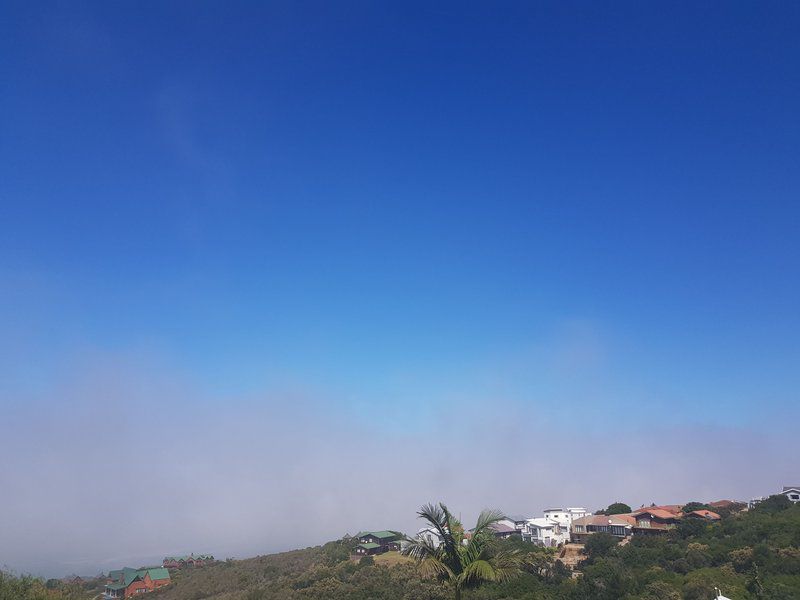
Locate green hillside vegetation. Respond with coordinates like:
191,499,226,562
147,496,799,600
4,495,798,600
0,572,98,600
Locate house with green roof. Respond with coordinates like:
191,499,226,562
103,566,170,598
162,553,215,569
355,530,403,556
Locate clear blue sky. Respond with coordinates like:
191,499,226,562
2,1,799,421
1,2,799,574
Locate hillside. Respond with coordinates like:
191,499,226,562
4,497,799,600
146,497,800,600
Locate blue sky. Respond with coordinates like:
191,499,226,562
1,1,799,575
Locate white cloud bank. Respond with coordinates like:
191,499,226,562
1,351,797,577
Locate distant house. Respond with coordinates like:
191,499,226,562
355,531,401,556
782,486,800,503
416,526,444,548
104,567,170,599
498,515,529,533
522,507,589,547
631,508,682,534
523,518,565,547
487,522,517,539
162,553,214,569
570,514,635,543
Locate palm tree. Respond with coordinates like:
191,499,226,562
402,502,522,600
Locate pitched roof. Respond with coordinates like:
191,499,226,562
526,518,557,529
358,542,380,549
572,514,635,527
141,567,170,581
688,509,721,520
362,530,397,539
633,504,683,516
504,514,528,522
489,523,516,533
637,508,681,520
783,486,800,492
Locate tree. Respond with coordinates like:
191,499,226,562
682,502,713,513
583,532,618,563
598,502,631,515
402,502,522,600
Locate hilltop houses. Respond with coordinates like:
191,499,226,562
570,514,636,543
355,531,402,556
162,553,214,569
569,504,724,543
104,567,170,598
521,507,590,547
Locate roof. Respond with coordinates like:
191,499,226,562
361,530,397,539
526,517,557,529
632,505,683,516
572,514,635,527
504,514,528,522
489,523,516,533
636,509,681,520
358,542,380,549
783,486,800,492
688,510,721,520
142,567,170,581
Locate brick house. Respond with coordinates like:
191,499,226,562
104,567,170,598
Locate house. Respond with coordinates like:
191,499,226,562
523,517,566,547
782,486,800,503
498,514,529,533
570,514,635,543
162,554,214,569
521,507,589,547
104,567,170,598
631,508,682,534
487,522,517,539
416,526,444,548
355,531,402,555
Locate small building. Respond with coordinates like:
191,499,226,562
570,514,635,543
498,514,529,533
416,526,444,548
104,567,170,599
487,522,517,539
355,531,401,555
782,486,800,503
162,554,214,569
523,517,565,547
632,508,681,534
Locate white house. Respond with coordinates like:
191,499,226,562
543,507,590,528
416,526,444,548
523,518,565,547
782,486,800,503
522,507,590,547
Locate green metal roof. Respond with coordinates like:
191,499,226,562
106,583,126,591
362,530,397,539
142,567,170,581
358,542,380,549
